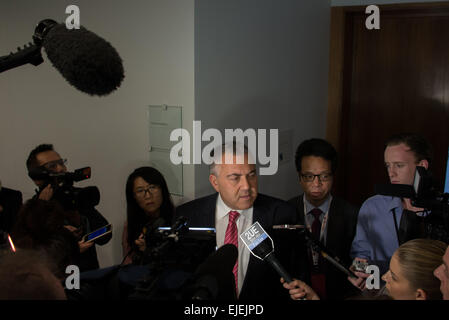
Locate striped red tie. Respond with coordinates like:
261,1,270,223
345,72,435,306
224,210,240,293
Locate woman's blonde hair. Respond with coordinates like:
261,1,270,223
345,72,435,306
395,239,447,300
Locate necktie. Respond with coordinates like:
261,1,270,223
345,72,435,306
224,210,240,293
309,207,326,299
310,208,322,241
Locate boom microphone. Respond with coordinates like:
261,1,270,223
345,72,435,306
240,222,293,283
0,19,124,96
43,23,124,96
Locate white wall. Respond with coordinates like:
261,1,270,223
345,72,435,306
0,0,195,267
194,0,331,200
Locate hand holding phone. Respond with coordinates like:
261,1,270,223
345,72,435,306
78,239,94,253
64,225,82,238
348,258,370,290
352,258,369,273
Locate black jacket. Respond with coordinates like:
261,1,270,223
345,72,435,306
0,187,23,233
77,206,112,272
31,188,111,272
288,194,359,300
175,193,303,300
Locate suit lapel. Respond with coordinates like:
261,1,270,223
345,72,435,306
240,196,266,296
251,196,269,227
296,195,306,225
325,197,341,255
203,193,218,228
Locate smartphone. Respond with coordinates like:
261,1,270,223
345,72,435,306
83,224,112,243
352,259,369,273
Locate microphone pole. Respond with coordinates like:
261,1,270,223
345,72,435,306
0,19,56,73
303,229,357,279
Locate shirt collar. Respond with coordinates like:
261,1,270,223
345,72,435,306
216,193,248,219
304,194,332,215
388,196,403,212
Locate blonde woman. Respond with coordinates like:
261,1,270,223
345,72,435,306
284,238,447,300
382,239,447,300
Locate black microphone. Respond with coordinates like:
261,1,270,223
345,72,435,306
142,217,166,248
302,229,358,279
0,19,124,96
191,243,238,300
240,222,293,283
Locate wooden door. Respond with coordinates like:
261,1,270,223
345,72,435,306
328,4,449,207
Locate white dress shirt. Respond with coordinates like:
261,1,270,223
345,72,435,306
215,194,253,297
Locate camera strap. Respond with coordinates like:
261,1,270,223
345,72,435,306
392,207,401,246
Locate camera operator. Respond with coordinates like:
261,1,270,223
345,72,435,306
26,144,111,272
350,133,449,290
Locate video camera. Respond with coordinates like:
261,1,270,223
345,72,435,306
138,216,216,268
28,166,100,210
411,166,449,211
375,166,449,243
129,217,216,300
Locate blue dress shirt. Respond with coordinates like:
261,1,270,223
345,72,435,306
350,195,403,274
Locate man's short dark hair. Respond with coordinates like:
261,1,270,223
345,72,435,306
384,133,432,166
26,144,54,173
294,138,338,173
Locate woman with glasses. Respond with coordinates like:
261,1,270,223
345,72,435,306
122,167,175,265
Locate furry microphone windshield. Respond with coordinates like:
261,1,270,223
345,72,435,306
42,23,125,96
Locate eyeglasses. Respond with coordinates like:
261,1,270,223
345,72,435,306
300,173,333,182
41,159,67,172
134,185,160,198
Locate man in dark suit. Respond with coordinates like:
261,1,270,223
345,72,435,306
0,182,23,235
175,142,300,300
288,138,359,300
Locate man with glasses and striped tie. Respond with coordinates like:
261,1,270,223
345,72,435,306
175,141,298,300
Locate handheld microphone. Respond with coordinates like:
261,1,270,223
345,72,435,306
0,19,124,96
146,216,188,259
240,222,293,283
141,217,167,253
191,243,238,300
